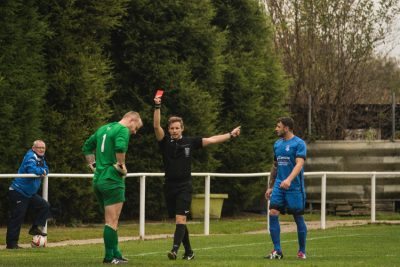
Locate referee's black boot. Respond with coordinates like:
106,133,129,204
6,244,22,249
167,251,177,260
182,251,195,260
29,225,47,236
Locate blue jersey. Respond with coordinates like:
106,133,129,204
273,136,306,191
10,149,49,198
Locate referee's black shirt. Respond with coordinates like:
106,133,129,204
158,135,202,183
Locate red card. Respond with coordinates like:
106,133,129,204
155,89,164,98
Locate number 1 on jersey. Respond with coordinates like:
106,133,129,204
101,134,107,152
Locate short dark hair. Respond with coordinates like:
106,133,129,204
168,116,184,128
277,117,294,131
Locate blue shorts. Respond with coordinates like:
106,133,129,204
269,187,306,215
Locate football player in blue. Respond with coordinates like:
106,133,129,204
265,117,307,260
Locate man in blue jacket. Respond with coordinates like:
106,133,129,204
6,140,50,249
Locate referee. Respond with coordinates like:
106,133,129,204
153,96,241,260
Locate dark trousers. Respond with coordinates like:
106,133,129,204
6,190,50,246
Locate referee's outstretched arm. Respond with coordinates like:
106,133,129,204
202,126,241,147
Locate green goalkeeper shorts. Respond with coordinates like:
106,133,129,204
93,181,125,210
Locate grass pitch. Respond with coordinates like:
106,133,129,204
1,224,399,266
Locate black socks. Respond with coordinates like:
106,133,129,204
182,225,192,253
172,224,186,252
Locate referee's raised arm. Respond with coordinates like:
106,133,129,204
153,96,165,141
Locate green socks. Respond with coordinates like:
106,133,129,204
103,225,122,260
114,230,122,259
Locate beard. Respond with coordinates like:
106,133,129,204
276,130,284,137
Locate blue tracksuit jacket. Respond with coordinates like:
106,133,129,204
10,149,49,197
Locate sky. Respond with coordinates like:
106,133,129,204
376,14,400,59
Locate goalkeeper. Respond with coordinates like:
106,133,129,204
82,111,142,265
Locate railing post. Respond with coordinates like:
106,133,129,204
371,172,376,223
204,175,210,235
321,173,326,229
42,175,49,234
139,175,146,240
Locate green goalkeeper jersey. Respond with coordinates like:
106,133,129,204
82,122,130,188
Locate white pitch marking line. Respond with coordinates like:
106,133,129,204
129,234,362,257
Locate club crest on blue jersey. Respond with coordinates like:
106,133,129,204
285,145,290,151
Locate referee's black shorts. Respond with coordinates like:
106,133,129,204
164,181,192,218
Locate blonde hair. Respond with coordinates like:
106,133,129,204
122,111,142,126
123,111,140,120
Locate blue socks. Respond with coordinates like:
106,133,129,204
269,215,281,252
294,215,307,253
269,214,307,254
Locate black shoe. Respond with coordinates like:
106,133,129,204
264,250,283,259
103,258,126,264
6,245,22,249
115,256,128,263
29,226,47,236
182,251,195,260
167,251,177,260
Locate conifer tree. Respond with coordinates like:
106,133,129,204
0,0,49,221
211,0,288,214
110,0,225,219
0,0,49,171
38,0,128,222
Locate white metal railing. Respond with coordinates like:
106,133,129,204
1,171,399,239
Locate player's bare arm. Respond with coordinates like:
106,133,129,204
114,152,127,176
85,154,96,172
279,157,305,189
153,97,165,141
202,126,241,147
265,161,277,199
